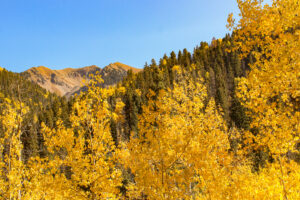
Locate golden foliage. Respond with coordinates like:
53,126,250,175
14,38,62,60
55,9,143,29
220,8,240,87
0,0,299,199
28,76,124,199
0,99,29,199
122,80,239,199
228,0,300,199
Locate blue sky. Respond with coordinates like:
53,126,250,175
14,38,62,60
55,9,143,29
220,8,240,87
0,0,240,72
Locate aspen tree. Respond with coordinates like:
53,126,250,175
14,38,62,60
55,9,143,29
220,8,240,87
29,76,124,199
122,74,236,199
228,0,300,199
0,97,29,199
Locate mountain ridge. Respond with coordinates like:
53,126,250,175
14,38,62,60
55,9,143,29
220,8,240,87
22,62,142,97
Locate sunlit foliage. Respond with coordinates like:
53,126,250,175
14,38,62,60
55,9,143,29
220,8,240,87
0,0,299,199
122,75,238,199
228,0,300,199
26,76,124,199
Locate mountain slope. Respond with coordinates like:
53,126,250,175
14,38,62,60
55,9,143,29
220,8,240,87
100,62,142,86
0,68,71,159
22,62,142,96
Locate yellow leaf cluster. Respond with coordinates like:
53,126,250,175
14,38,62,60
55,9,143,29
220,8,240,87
122,80,238,199
228,0,300,199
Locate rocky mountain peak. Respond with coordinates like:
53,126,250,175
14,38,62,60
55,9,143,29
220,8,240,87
22,63,141,97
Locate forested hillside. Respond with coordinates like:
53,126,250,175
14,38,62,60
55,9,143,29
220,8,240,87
0,0,299,199
0,69,73,159
0,33,252,166
117,33,253,142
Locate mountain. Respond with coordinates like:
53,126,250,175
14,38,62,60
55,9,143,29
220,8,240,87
22,62,142,97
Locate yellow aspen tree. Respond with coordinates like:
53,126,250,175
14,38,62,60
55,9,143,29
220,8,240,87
122,74,237,199
28,75,124,199
224,157,300,200
228,0,300,199
0,97,29,199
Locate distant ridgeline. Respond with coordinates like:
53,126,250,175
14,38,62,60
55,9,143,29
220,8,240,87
0,33,253,160
21,62,142,97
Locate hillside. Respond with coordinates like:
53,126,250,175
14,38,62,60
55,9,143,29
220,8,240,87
22,62,142,97
0,68,72,159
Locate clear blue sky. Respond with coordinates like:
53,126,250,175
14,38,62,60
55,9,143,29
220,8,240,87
0,0,239,72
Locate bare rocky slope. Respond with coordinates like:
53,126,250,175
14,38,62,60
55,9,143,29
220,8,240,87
22,62,142,97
